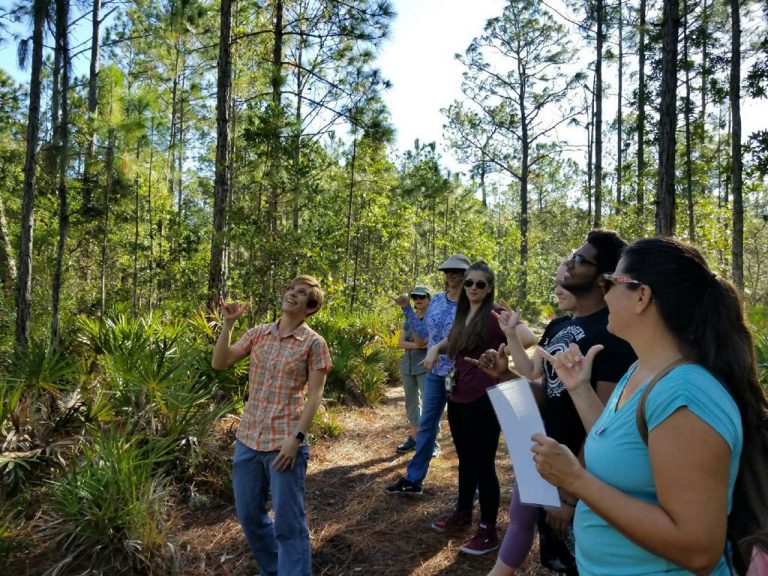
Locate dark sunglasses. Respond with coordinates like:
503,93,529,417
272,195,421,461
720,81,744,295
410,294,428,301
463,279,488,289
602,273,643,291
568,250,598,267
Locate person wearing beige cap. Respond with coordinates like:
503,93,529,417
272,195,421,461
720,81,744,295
386,254,471,495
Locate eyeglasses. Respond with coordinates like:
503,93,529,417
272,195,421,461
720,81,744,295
602,273,643,291
463,279,488,289
411,294,428,301
568,250,598,267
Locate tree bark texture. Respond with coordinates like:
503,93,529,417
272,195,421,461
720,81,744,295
208,0,233,305
637,0,647,217
594,0,604,228
82,0,100,209
16,0,47,350
51,0,71,345
730,0,743,289
655,0,679,236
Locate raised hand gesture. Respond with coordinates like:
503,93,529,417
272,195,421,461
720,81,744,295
392,293,409,307
464,342,511,380
492,302,523,339
535,343,603,394
219,298,250,326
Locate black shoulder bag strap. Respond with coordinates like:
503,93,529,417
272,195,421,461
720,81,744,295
636,358,693,445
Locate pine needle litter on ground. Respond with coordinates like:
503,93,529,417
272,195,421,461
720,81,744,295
173,385,559,576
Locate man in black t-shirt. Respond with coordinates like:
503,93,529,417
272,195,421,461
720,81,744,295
479,229,636,576
539,308,635,456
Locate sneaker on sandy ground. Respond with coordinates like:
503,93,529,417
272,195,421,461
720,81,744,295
396,436,416,452
460,522,499,556
431,509,472,532
385,477,424,495
431,441,442,458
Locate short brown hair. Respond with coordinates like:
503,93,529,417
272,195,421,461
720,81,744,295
291,275,324,315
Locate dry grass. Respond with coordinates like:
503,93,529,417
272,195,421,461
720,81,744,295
172,385,558,576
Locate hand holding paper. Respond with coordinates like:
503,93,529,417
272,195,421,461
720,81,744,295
487,378,560,507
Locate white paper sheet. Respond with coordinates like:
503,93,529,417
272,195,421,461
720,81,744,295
488,378,560,507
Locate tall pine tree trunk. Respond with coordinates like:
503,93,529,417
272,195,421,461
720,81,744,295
82,0,100,209
699,0,709,198
147,124,155,313
100,130,114,317
16,0,47,350
637,0,647,218
208,0,233,305
51,0,70,345
616,0,623,213
594,0,604,227
730,0,743,289
683,0,695,241
656,0,679,236
0,193,16,293
519,103,529,302
132,139,141,314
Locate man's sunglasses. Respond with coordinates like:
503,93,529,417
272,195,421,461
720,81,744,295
411,294,428,301
602,273,643,291
464,279,488,289
568,250,599,267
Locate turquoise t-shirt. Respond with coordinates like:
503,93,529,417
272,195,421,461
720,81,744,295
575,364,743,576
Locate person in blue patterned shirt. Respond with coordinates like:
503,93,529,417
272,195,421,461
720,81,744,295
386,254,471,495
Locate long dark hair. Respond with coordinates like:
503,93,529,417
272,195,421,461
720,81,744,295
621,237,767,432
447,262,496,358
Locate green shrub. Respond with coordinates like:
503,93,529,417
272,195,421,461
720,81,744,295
41,432,173,575
312,309,393,406
1,338,87,496
755,334,768,393
312,408,344,439
75,313,235,506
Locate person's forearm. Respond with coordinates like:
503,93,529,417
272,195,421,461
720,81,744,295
506,330,536,378
212,320,236,369
403,306,429,340
295,381,325,436
566,383,605,433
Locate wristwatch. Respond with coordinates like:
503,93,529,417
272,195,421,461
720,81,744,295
294,430,306,442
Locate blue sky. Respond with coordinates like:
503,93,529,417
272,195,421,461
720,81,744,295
376,0,507,161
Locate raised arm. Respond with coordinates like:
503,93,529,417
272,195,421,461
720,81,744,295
393,294,429,341
536,343,606,433
497,308,540,379
212,299,251,370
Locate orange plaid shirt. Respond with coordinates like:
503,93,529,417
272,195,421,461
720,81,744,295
233,320,332,452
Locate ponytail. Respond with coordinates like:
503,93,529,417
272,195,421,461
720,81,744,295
622,237,767,433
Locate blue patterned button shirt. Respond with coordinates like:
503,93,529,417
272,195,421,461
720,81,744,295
402,292,457,377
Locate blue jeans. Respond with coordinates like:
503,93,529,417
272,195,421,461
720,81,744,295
232,440,311,576
404,372,447,485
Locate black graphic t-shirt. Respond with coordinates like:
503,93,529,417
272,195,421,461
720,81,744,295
538,307,636,454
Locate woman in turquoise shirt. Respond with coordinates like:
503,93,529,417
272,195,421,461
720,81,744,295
531,237,764,575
